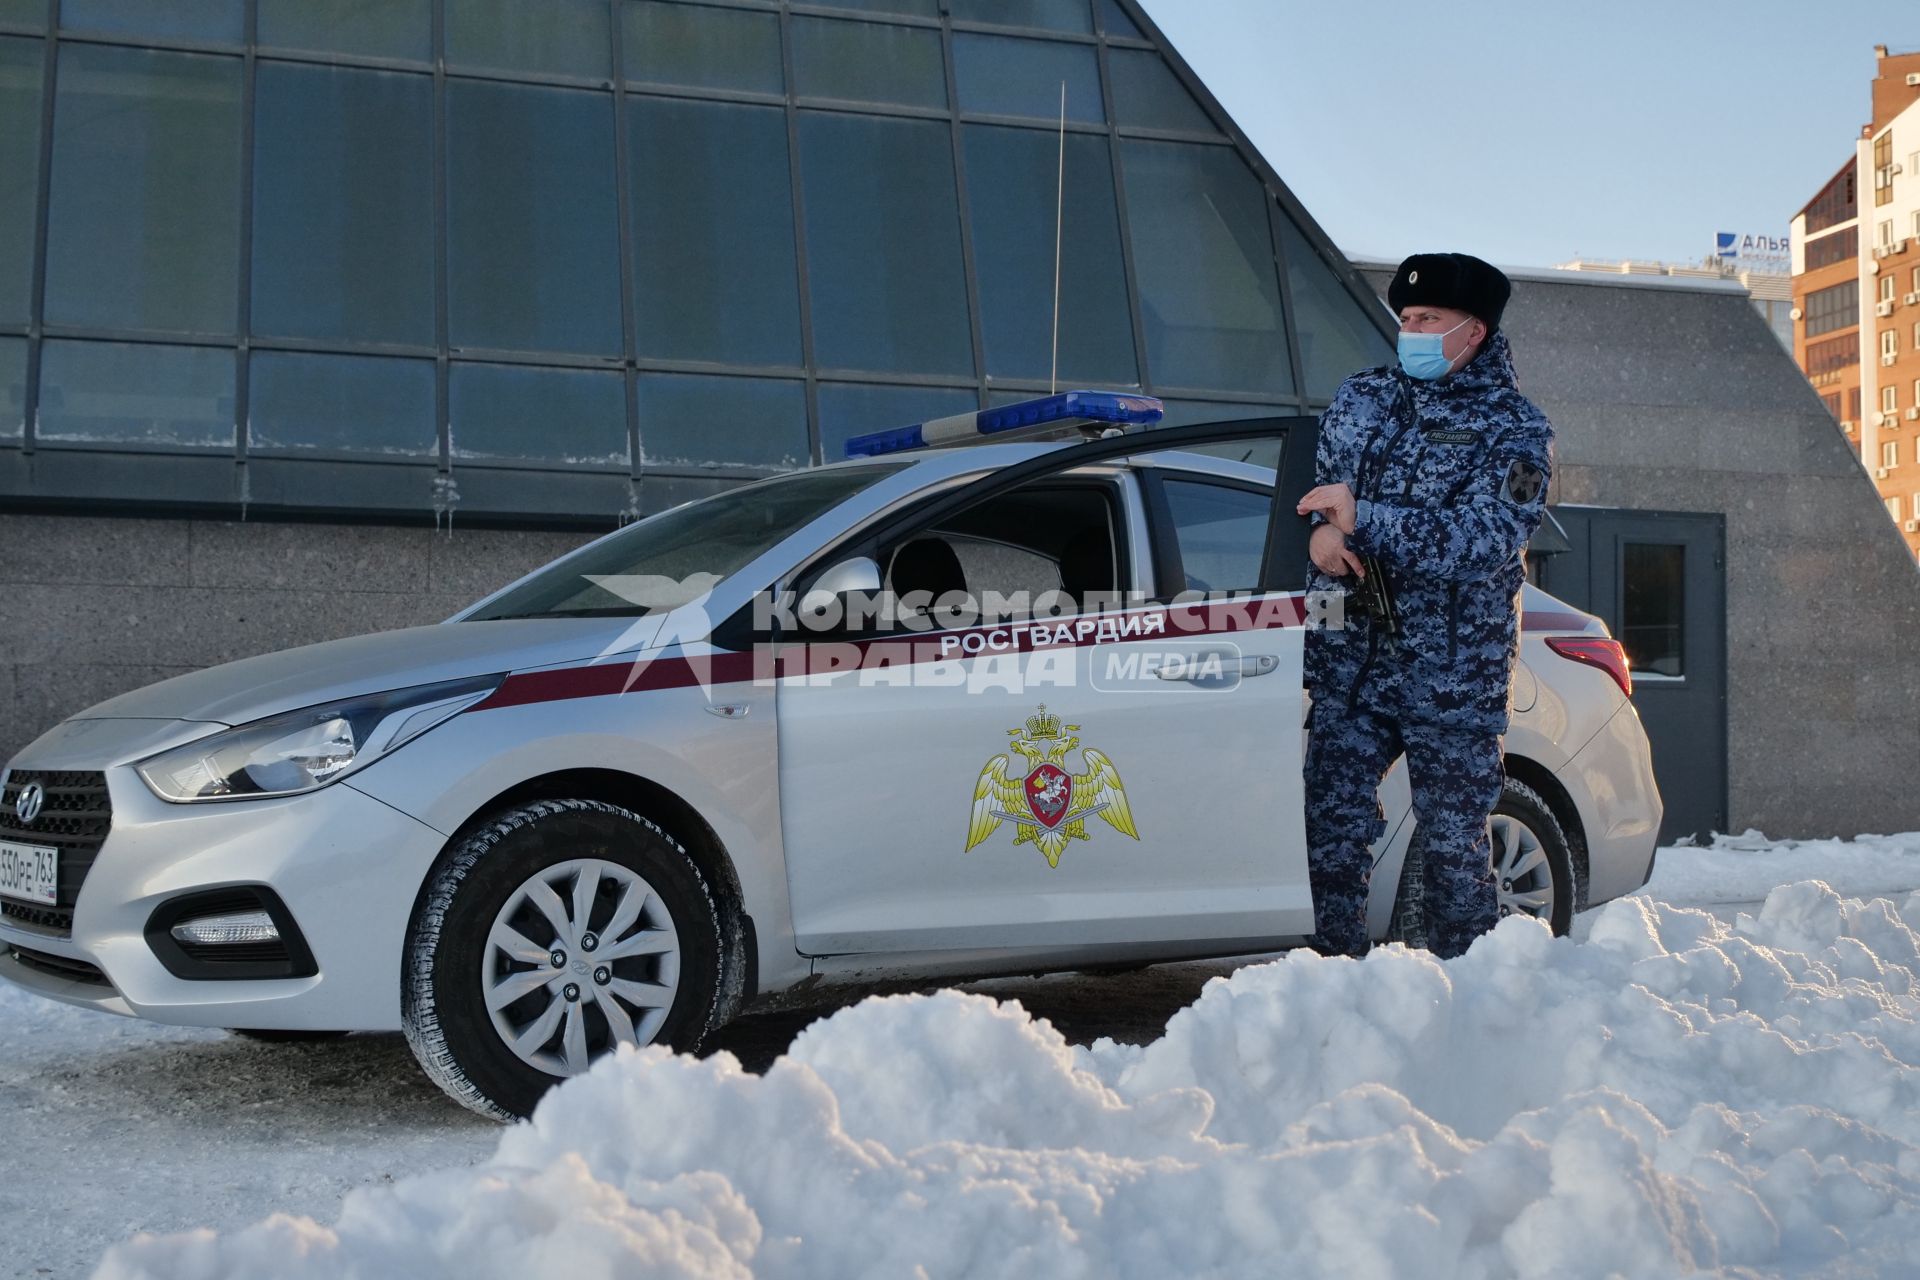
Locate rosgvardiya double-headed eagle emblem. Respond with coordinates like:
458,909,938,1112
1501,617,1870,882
965,706,1138,868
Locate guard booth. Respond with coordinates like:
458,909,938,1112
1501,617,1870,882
1530,508,1729,844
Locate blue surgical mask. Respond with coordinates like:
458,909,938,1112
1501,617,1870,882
1397,316,1474,380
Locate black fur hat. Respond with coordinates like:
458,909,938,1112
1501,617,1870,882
1387,253,1511,333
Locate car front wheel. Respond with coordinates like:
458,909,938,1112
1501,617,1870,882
403,798,724,1120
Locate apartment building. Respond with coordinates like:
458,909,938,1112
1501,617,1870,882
1790,44,1920,561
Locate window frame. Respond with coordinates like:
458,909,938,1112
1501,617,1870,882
1802,279,1857,338
1136,466,1277,599
790,472,1133,640
1616,538,1688,682
737,415,1317,646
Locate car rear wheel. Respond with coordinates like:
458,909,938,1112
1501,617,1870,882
1490,780,1575,935
1387,776,1575,944
403,799,724,1120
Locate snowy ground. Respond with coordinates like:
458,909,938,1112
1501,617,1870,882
5,832,1919,1279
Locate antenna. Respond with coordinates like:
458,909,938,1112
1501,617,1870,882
1051,79,1065,395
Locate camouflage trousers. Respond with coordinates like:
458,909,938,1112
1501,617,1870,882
1302,646,1505,960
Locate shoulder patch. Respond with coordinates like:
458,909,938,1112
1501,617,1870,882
1502,459,1546,505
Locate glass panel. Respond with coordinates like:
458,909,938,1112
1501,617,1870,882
1622,542,1685,677
1120,139,1292,396
258,0,431,61
1098,0,1141,39
447,80,622,355
817,381,976,461
628,97,800,365
0,335,24,439
1276,213,1393,398
806,0,938,17
249,351,436,456
949,0,1090,33
38,339,233,448
466,463,908,621
450,362,627,466
1155,399,1286,427
1109,48,1212,132
637,372,808,470
45,45,241,334
60,0,242,42
791,17,945,109
622,1,781,94
445,0,611,79
952,34,1100,122
963,125,1136,386
798,112,972,376
1161,477,1267,592
1157,400,1286,469
0,37,42,324
252,63,434,345
0,1,45,27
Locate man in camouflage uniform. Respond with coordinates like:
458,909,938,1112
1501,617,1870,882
1293,253,1552,959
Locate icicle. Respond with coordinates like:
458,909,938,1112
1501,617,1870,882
431,471,460,538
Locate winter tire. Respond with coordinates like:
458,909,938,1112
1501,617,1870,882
403,799,725,1120
1388,775,1576,944
1489,778,1576,936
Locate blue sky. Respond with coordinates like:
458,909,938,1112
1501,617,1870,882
1139,0,1920,270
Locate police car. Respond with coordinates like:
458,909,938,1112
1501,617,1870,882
0,393,1661,1119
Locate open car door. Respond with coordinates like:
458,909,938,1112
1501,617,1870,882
771,417,1324,958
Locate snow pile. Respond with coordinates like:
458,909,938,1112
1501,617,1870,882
97,883,1920,1280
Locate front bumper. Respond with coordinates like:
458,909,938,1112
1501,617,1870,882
0,760,447,1031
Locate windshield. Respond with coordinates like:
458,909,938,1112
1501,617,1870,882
466,462,907,621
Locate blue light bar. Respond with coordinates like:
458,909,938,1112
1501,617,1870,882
843,390,1164,458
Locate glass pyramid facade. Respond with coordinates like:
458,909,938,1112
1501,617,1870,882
0,0,1391,523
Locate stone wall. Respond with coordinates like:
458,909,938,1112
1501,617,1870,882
0,516,594,764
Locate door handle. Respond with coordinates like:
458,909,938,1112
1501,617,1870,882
1153,652,1279,681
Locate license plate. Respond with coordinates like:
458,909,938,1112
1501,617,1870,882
0,840,58,907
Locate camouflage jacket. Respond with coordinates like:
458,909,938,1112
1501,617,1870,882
1305,333,1554,718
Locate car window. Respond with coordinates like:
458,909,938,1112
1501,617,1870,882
876,482,1121,628
467,462,907,620
945,534,1063,599
1160,477,1269,593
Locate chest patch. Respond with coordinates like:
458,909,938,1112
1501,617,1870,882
1422,428,1478,445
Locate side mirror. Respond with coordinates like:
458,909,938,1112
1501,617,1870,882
798,555,883,623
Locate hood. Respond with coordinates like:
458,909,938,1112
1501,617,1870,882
72,616,667,726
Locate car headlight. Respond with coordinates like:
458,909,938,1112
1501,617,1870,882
136,675,503,803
